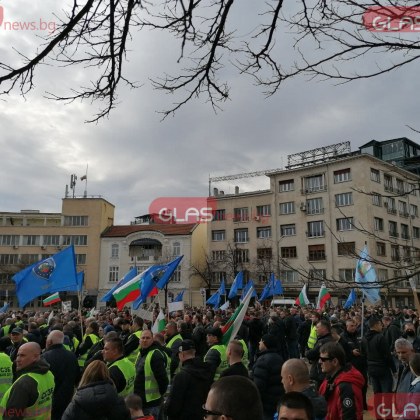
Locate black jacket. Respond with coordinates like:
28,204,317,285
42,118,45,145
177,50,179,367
42,343,80,420
301,386,327,420
361,329,396,376
252,349,284,416
3,358,53,420
220,361,249,378
341,330,366,374
134,344,169,408
191,324,207,358
62,380,130,420
164,357,213,420
306,333,334,385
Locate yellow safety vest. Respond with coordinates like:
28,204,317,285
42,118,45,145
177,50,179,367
109,357,136,397
165,334,182,378
144,350,162,403
0,371,55,420
127,331,142,365
78,334,100,367
0,353,12,400
307,325,317,349
205,344,228,381
238,339,249,369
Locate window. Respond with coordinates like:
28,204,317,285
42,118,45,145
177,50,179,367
22,235,40,246
306,198,323,215
410,204,418,218
279,202,295,215
376,242,386,256
62,235,87,246
334,168,351,183
396,179,404,194
279,179,294,192
386,197,396,214
371,168,380,183
212,250,226,261
76,254,87,265
257,226,271,239
372,193,382,206
374,217,384,231
304,174,326,193
399,201,408,217
336,217,353,231
309,269,326,285
111,244,119,258
172,242,181,256
20,254,39,265
384,174,393,192
280,224,296,236
339,269,355,282
307,221,324,237
109,266,119,282
0,254,19,265
212,272,226,284
409,183,417,196
64,216,88,226
413,226,420,239
337,242,355,256
256,205,271,217
403,246,411,259
0,235,19,246
234,249,249,263
280,270,298,284
234,207,249,222
257,248,272,259
308,244,326,261
212,230,225,241
378,269,388,283
172,266,181,282
213,209,226,221
42,235,60,246
335,192,353,207
389,221,398,237
391,245,400,261
281,246,297,258
234,229,248,243
401,224,410,240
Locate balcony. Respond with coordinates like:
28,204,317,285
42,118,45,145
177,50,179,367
384,185,394,193
301,185,327,195
399,212,410,218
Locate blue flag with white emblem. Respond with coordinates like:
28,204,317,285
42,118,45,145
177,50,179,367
12,245,78,307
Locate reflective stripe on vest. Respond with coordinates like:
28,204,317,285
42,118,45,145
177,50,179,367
144,350,161,403
127,331,142,365
1,326,11,337
0,353,12,400
1,371,55,420
205,344,227,381
109,357,136,397
307,325,317,349
166,334,182,349
165,334,182,377
78,334,100,367
238,339,249,369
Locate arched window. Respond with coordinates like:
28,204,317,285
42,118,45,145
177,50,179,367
111,243,119,258
172,241,181,256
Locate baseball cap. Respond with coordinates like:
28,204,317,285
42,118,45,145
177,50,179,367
178,339,195,352
11,328,23,335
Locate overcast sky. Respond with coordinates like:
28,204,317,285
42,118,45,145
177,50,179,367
0,1,419,224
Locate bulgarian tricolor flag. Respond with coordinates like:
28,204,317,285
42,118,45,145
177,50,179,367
43,292,61,307
113,270,144,310
221,286,253,345
152,310,166,334
316,283,331,311
295,284,310,306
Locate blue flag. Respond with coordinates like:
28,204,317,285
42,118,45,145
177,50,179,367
0,303,9,314
101,267,138,302
228,272,244,299
60,270,84,293
206,290,221,307
12,245,78,307
259,283,270,301
343,289,356,309
241,280,257,300
155,256,184,289
269,273,283,295
219,279,226,296
355,245,380,304
174,290,185,302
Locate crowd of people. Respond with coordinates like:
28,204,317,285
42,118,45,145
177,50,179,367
0,302,419,419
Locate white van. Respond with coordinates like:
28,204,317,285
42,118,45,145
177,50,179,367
270,299,296,307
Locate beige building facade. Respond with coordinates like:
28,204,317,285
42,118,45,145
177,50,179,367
208,153,420,307
0,197,115,308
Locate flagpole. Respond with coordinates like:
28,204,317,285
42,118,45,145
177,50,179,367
78,287,84,338
360,295,365,338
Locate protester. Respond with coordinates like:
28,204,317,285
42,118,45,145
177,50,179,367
125,394,154,420
62,360,130,420
0,337,12,400
164,322,183,379
277,392,314,420
220,340,249,378
204,327,227,381
124,317,144,364
409,353,420,393
77,321,100,369
395,338,415,393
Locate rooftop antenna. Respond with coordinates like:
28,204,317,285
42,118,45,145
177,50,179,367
70,174,77,198
81,164,88,198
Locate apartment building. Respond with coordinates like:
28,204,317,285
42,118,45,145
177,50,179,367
0,197,115,308
208,147,420,307
99,220,207,307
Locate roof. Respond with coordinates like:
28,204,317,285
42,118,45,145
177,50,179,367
102,223,198,237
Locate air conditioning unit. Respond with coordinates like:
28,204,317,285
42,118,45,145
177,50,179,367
41,245,46,250
254,216,260,221
300,203,306,211
13,245,19,250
